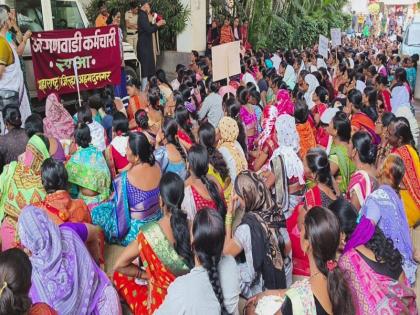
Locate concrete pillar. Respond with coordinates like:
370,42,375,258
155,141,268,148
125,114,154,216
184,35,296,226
177,0,206,52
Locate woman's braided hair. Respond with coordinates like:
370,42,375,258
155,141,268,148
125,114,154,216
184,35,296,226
192,208,228,314
162,117,187,161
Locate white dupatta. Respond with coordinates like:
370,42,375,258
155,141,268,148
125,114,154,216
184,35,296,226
0,41,31,134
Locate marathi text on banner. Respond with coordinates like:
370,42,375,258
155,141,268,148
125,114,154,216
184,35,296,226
30,25,121,99
37,72,112,93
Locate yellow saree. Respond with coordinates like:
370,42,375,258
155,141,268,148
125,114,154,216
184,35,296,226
393,145,420,227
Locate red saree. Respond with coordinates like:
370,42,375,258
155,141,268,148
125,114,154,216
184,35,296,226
241,25,251,50
380,89,392,113
191,186,217,211
177,129,193,145
104,146,117,180
113,222,189,315
287,186,322,276
311,103,329,148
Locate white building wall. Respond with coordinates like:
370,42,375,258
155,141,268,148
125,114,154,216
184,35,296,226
351,0,369,14
177,0,206,52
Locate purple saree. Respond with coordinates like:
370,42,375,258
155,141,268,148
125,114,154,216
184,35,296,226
18,205,111,315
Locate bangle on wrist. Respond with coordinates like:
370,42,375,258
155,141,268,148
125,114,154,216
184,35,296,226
225,214,233,226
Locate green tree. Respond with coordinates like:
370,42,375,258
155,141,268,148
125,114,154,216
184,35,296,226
212,0,350,51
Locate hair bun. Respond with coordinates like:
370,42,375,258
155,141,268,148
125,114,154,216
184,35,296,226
367,144,378,163
148,153,155,165
317,156,330,171
12,294,32,314
207,146,215,156
4,107,22,128
8,113,22,127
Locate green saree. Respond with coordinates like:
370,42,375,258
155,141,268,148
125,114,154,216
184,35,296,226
66,145,111,205
329,143,356,193
0,135,49,249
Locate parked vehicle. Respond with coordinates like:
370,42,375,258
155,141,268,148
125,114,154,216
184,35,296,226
1,0,140,108
401,21,420,57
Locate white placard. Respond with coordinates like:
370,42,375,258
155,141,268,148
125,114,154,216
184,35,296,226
318,35,329,59
331,28,341,48
211,41,241,81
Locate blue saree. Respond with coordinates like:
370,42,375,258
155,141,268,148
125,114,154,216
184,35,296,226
91,171,161,246
154,146,187,180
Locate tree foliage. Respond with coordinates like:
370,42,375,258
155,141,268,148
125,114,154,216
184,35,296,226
86,0,189,50
211,0,351,51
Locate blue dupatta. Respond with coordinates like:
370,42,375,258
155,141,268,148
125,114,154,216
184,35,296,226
92,171,162,245
361,185,417,284
113,171,130,240
112,171,161,240
154,146,187,180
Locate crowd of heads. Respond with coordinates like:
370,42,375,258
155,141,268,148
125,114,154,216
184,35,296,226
0,9,419,315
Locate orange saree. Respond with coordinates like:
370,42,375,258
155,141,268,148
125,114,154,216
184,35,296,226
220,25,234,44
29,303,58,315
296,121,317,160
351,112,381,144
34,191,92,225
113,222,190,315
33,191,105,266
128,94,147,130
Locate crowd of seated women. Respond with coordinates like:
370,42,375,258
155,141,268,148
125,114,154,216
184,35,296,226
0,41,419,314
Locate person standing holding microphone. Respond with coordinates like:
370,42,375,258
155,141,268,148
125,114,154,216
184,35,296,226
137,0,165,90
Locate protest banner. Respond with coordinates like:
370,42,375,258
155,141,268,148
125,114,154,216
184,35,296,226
331,28,342,48
30,25,121,99
318,35,329,59
212,41,241,82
